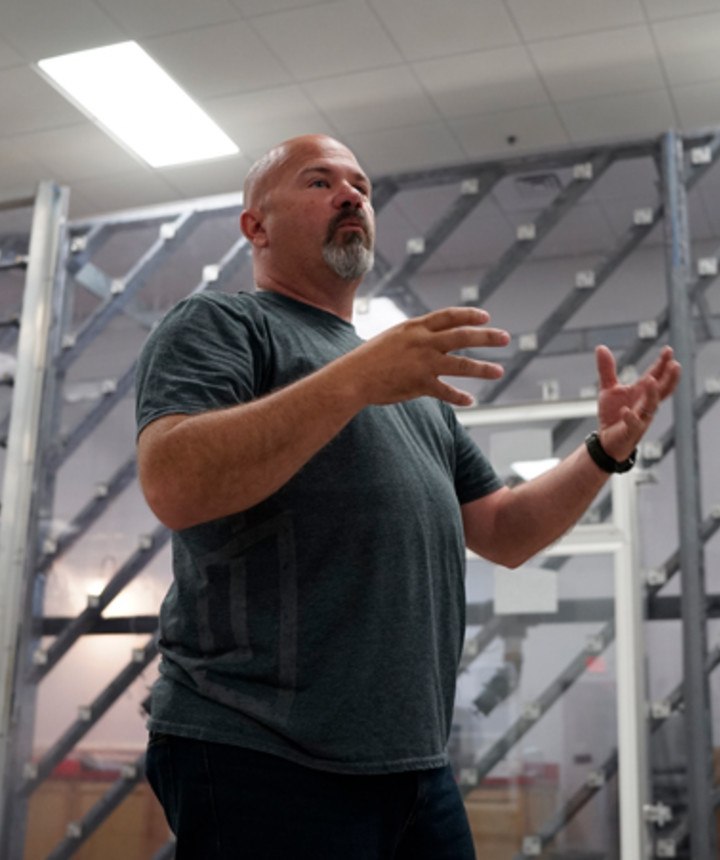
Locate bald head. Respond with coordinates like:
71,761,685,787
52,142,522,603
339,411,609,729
243,134,362,210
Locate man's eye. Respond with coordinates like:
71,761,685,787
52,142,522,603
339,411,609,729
310,179,329,188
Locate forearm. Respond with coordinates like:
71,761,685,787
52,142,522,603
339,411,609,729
139,356,366,530
470,444,612,568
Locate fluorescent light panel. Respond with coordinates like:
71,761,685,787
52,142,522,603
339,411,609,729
38,41,239,168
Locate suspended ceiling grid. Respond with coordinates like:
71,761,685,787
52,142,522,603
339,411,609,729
4,0,720,223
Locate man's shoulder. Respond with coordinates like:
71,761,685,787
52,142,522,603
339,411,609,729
173,289,259,317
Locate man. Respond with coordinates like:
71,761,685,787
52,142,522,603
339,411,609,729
135,134,680,859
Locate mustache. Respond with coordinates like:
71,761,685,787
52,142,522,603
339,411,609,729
326,210,372,242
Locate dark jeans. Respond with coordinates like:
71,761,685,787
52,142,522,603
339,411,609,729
146,733,477,860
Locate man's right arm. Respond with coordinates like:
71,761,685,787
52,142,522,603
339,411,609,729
137,306,509,530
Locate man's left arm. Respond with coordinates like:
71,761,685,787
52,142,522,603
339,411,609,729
462,345,681,569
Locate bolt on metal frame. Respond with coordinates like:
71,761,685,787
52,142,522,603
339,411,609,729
0,128,717,858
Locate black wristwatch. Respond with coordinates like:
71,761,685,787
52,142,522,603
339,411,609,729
585,431,637,474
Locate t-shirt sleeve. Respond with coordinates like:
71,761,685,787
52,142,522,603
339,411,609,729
135,293,264,436
441,403,504,504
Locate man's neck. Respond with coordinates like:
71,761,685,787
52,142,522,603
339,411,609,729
255,272,358,322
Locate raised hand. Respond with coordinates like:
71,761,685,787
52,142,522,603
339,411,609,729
347,307,511,407
595,344,681,461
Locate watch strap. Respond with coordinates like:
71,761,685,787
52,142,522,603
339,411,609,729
585,431,636,474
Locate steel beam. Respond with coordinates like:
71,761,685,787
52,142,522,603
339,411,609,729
41,615,159,635
0,182,69,855
662,129,717,859
44,752,146,860
30,524,170,683
59,210,204,371
465,594,720,627
459,621,616,797
68,190,245,233
369,169,502,299
50,236,251,470
476,151,613,307
511,640,720,859
22,635,158,794
36,456,139,573
364,139,657,194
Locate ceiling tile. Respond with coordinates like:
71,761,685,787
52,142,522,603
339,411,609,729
530,28,665,103
144,20,292,99
507,0,645,41
643,0,720,22
413,46,548,119
158,153,252,198
231,0,335,16
653,12,720,86
343,123,465,176
0,139,50,202
369,0,519,60
206,86,336,160
0,34,24,69
93,0,239,38
304,66,440,134
673,79,720,131
1,0,124,61
252,1,402,79
0,66,85,136
12,123,141,183
558,90,677,144
450,106,569,160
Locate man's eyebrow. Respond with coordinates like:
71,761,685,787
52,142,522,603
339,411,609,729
298,165,372,189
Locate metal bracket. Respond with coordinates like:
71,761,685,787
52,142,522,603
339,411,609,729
645,568,668,588
650,700,671,720
522,835,542,855
644,802,673,827
656,837,677,857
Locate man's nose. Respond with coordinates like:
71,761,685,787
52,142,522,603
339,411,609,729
335,184,363,209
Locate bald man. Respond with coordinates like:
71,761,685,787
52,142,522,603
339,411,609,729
136,135,679,859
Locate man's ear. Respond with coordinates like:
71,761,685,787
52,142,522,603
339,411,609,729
240,209,268,247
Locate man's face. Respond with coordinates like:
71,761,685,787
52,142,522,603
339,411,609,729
254,136,375,282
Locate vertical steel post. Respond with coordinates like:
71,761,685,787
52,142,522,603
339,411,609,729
0,181,69,856
661,130,717,859
612,473,650,858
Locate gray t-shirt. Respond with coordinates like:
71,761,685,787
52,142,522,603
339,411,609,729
135,290,502,774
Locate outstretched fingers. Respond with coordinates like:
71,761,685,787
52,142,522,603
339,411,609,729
649,347,682,400
422,306,491,332
433,324,510,354
595,344,619,391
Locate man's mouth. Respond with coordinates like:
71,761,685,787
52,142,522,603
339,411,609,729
326,214,372,249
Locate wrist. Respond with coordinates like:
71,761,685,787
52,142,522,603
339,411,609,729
585,431,637,474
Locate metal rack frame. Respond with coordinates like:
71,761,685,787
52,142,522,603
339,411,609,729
0,128,717,858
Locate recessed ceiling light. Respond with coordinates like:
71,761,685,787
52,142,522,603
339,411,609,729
37,41,239,168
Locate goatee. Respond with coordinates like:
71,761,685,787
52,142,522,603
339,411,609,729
323,212,375,281
322,236,374,281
